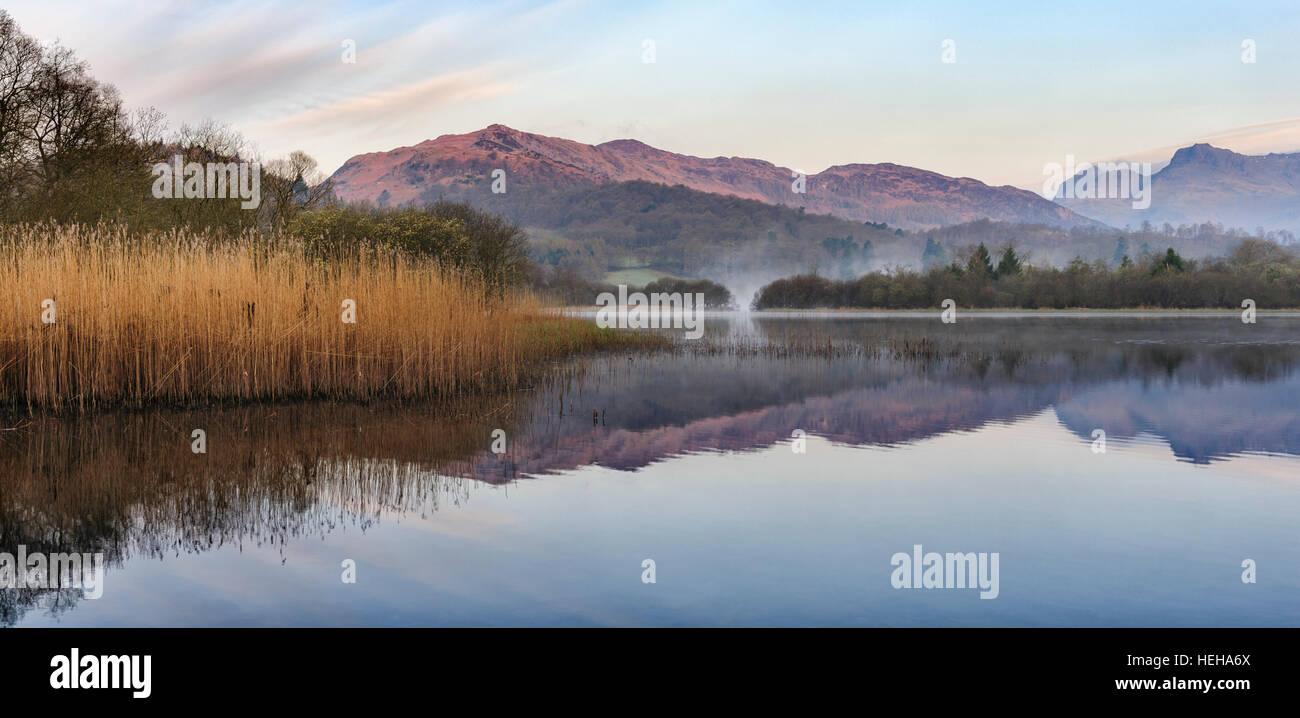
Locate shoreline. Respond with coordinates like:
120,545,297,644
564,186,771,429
552,305,1300,315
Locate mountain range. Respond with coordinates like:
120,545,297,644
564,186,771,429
326,125,1300,286
329,124,1097,230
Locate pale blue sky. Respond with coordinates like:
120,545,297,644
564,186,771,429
7,0,1299,186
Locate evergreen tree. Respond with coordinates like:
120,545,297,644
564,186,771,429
1111,237,1129,267
996,246,1022,277
921,237,948,270
1151,247,1185,275
968,242,995,278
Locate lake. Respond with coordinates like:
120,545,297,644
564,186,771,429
4,313,1298,626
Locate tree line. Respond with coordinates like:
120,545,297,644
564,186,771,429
753,240,1300,309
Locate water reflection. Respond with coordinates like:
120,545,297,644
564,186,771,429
1,399,520,624
3,315,1299,625
501,316,1300,471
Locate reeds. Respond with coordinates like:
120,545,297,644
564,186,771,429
0,223,644,412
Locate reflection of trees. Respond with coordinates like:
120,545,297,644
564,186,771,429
0,399,523,625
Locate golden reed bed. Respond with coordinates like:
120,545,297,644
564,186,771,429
0,224,631,412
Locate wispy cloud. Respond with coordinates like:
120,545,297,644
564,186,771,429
248,66,519,138
1197,117,1300,154
1043,117,1300,186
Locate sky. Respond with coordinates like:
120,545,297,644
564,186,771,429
6,0,1300,188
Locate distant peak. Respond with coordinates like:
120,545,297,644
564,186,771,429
1167,143,1237,166
599,138,653,149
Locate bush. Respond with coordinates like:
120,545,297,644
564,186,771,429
643,278,735,308
289,202,530,293
751,274,838,309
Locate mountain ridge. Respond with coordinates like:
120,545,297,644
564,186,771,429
329,124,1099,230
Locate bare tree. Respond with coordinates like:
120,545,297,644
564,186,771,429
0,13,146,221
0,10,43,210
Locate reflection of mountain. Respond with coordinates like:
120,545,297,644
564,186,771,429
1054,379,1300,463
483,379,1063,477
486,339,1300,477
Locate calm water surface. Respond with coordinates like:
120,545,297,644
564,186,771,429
4,314,1299,626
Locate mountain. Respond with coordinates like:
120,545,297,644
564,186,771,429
1056,144,1300,236
329,124,1097,230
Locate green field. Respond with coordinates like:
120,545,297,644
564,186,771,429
601,268,683,286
